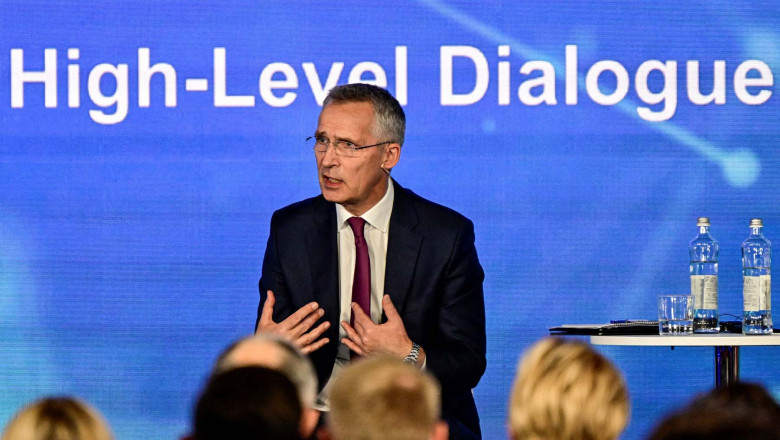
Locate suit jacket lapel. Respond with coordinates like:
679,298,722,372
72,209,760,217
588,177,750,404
384,180,423,316
305,196,340,324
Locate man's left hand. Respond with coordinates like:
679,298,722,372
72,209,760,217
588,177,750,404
341,295,413,359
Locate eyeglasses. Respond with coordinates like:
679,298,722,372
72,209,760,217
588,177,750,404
306,135,391,158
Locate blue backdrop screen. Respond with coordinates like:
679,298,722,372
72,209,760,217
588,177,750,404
1,1,779,438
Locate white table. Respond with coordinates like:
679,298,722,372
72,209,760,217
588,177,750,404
591,334,780,387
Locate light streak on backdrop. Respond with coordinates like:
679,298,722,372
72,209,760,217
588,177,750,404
420,0,765,188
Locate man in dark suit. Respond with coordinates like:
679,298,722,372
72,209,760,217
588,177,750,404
256,83,486,439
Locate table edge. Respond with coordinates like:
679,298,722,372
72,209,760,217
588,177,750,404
591,334,780,346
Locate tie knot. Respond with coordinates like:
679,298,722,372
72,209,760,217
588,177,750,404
347,217,366,239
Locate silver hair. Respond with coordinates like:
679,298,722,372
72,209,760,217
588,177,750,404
213,333,318,408
322,83,406,146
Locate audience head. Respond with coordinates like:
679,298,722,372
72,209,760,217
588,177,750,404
509,337,629,440
328,356,447,440
214,333,317,407
213,333,319,437
1,396,113,440
646,382,780,440
194,366,302,440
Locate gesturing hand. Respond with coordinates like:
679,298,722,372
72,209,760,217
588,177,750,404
341,295,415,359
256,290,330,354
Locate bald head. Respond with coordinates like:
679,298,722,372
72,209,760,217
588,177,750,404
218,337,288,371
214,334,317,408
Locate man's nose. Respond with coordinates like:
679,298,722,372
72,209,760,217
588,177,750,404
320,143,340,166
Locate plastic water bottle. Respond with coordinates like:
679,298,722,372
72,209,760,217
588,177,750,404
689,217,719,333
742,218,773,334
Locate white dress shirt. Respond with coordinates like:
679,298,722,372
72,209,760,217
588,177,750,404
314,179,394,410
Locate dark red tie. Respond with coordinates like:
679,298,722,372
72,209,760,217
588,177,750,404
347,217,370,326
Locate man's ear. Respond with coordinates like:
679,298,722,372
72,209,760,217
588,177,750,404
300,408,321,438
432,420,449,440
382,143,401,171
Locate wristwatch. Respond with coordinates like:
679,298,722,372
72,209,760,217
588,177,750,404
403,342,421,365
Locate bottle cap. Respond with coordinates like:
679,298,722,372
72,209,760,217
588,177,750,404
696,217,710,226
750,218,763,227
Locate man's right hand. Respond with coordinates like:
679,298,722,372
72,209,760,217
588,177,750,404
256,290,330,354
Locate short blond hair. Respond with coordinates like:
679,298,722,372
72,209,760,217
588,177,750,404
2,397,114,440
329,357,440,440
509,338,629,440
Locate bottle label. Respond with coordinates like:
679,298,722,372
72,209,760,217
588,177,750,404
690,275,718,309
743,276,767,312
761,274,771,311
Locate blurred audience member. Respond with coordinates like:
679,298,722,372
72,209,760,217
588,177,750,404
2,396,113,440
194,366,302,440
646,382,780,440
328,356,448,440
213,333,320,436
509,337,629,440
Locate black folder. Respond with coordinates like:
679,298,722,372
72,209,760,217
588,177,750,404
549,320,659,336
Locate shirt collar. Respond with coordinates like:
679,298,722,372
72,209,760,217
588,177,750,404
336,178,394,233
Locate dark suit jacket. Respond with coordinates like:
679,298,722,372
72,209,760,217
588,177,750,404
258,179,486,438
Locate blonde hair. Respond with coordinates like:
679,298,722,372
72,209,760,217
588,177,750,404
2,397,114,440
509,338,629,440
329,357,440,440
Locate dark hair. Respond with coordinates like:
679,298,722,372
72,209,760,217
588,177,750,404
323,83,405,146
646,382,780,440
194,366,302,440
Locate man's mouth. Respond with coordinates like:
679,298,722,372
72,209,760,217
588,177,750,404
323,175,342,185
